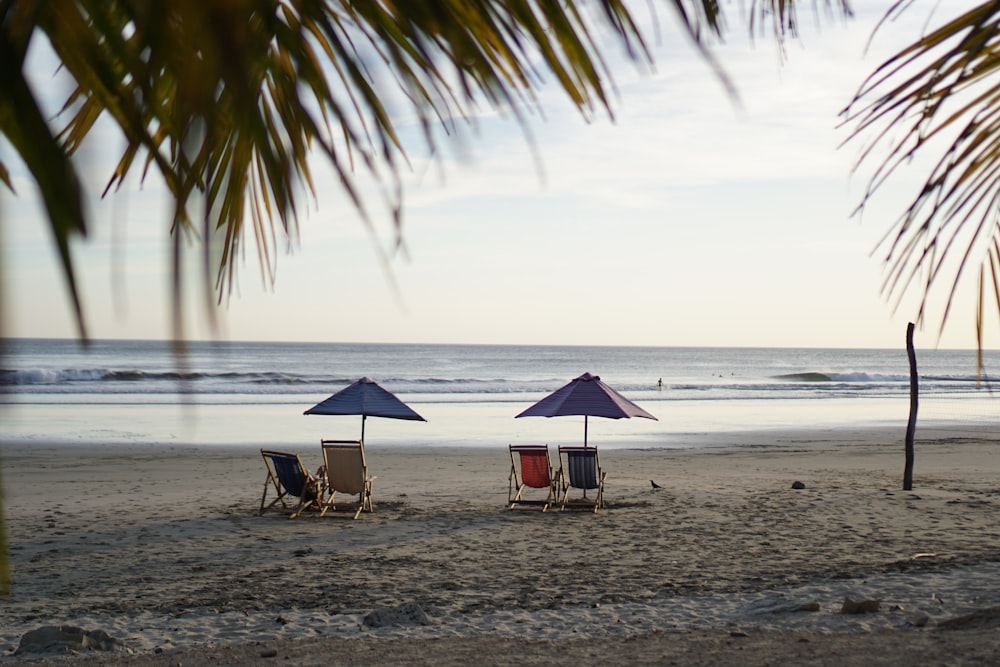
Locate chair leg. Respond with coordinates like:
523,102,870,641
543,483,558,513
290,493,318,519
260,481,288,515
508,466,519,509
510,483,533,510
259,479,270,515
320,490,336,517
351,490,366,519
508,480,523,509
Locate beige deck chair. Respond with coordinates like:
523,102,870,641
319,440,375,519
259,449,321,518
508,444,559,512
557,445,606,512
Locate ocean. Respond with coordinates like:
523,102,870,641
1,338,998,449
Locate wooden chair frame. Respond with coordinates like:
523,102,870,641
319,440,375,519
557,445,607,512
508,444,560,512
259,449,321,519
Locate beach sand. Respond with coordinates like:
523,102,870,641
2,424,999,665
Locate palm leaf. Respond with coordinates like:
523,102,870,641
843,2,1000,354
0,17,88,339
6,0,857,339
0,160,11,192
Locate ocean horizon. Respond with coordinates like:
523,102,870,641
2,338,999,450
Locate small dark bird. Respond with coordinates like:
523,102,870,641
650,480,662,490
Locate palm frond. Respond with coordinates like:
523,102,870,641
5,0,861,340
842,2,1000,354
0,160,12,192
0,10,88,338
24,0,661,335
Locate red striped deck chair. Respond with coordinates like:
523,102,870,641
508,444,559,511
557,446,606,512
259,449,321,518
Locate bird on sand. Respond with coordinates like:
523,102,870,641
650,480,662,490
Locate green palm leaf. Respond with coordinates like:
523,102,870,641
843,2,1000,352
4,0,851,337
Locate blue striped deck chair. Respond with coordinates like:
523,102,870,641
260,450,321,518
557,446,606,512
508,444,559,512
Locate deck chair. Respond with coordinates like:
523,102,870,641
557,446,607,512
259,449,321,518
508,444,559,511
319,440,375,519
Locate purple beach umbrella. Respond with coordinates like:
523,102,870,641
515,372,657,447
304,377,426,441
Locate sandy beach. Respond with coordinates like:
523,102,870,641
2,424,999,665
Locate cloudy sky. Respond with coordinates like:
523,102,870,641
2,1,989,350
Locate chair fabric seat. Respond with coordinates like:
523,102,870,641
271,455,309,497
520,450,553,488
508,444,558,511
557,445,606,512
566,449,599,490
319,439,375,519
259,449,321,519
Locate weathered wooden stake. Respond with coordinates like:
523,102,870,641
904,322,917,490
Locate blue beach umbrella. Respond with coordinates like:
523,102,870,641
515,372,657,447
304,377,426,441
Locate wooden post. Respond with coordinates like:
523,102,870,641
904,322,918,490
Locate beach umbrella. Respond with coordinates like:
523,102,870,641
304,377,426,441
515,372,657,447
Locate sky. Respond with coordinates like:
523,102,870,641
1,2,993,350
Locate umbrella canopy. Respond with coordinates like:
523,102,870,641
304,377,426,441
516,372,657,447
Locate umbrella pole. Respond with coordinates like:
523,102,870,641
361,414,366,443
583,416,589,498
